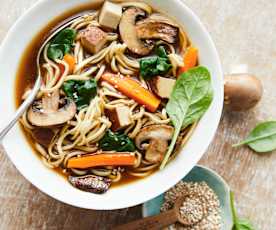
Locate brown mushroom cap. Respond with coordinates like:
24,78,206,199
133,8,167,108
32,128,56,147
27,91,77,127
135,125,174,163
224,74,263,111
136,14,179,44
119,7,154,56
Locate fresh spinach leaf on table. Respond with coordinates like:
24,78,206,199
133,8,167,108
160,66,213,169
63,79,97,110
47,28,76,60
233,121,276,153
230,192,255,230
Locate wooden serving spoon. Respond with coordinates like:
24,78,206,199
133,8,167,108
114,195,204,230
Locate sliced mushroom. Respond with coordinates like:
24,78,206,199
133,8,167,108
32,128,56,147
69,175,111,194
27,90,76,127
145,13,179,27
135,125,174,163
136,14,179,44
119,7,154,56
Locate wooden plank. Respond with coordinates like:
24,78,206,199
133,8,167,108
0,0,275,229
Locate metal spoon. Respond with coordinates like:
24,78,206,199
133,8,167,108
114,195,197,230
0,12,91,142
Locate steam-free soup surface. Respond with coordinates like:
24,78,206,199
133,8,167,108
16,1,210,194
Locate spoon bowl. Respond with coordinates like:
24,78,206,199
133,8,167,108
143,165,233,229
115,195,197,230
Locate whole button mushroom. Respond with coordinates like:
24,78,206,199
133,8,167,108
224,73,263,111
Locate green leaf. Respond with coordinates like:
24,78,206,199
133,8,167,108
47,28,76,60
139,46,172,79
230,192,255,230
156,57,171,73
47,45,64,60
160,66,213,169
156,46,167,58
62,80,75,98
233,121,276,153
51,28,76,45
182,87,213,128
234,219,255,230
99,130,136,152
62,79,97,110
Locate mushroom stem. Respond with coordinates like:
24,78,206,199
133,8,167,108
42,90,60,113
135,125,174,164
146,139,168,163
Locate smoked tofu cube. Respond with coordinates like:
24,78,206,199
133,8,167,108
99,1,122,30
150,76,176,99
105,105,132,131
80,26,107,54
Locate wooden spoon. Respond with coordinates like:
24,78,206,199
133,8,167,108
114,195,204,230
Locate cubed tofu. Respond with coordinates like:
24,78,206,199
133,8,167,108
99,1,122,30
150,76,176,99
105,105,132,131
80,26,107,54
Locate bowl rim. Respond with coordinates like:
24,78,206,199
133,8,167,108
0,0,224,210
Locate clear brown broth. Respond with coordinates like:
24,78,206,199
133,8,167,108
15,2,158,187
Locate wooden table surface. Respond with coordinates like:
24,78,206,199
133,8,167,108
1,0,276,229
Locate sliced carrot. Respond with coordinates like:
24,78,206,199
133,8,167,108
63,54,76,73
67,153,136,169
101,72,161,112
178,47,198,74
58,54,76,77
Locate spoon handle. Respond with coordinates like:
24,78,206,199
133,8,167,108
0,76,41,142
114,209,177,230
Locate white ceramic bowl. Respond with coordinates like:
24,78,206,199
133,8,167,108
0,0,223,210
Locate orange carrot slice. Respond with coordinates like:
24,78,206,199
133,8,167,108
67,153,136,169
101,72,161,112
58,54,76,77
178,47,198,74
63,54,76,74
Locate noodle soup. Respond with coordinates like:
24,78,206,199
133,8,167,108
16,1,213,194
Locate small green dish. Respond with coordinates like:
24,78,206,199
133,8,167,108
142,165,233,229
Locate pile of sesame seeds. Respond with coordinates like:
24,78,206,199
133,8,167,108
160,181,221,230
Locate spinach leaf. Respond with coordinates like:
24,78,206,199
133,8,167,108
182,87,213,128
156,46,167,58
63,79,97,110
230,192,255,230
160,66,213,169
99,130,136,152
233,121,276,153
47,28,76,60
234,220,255,230
139,46,172,79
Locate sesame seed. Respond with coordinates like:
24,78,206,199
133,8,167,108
160,181,221,230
